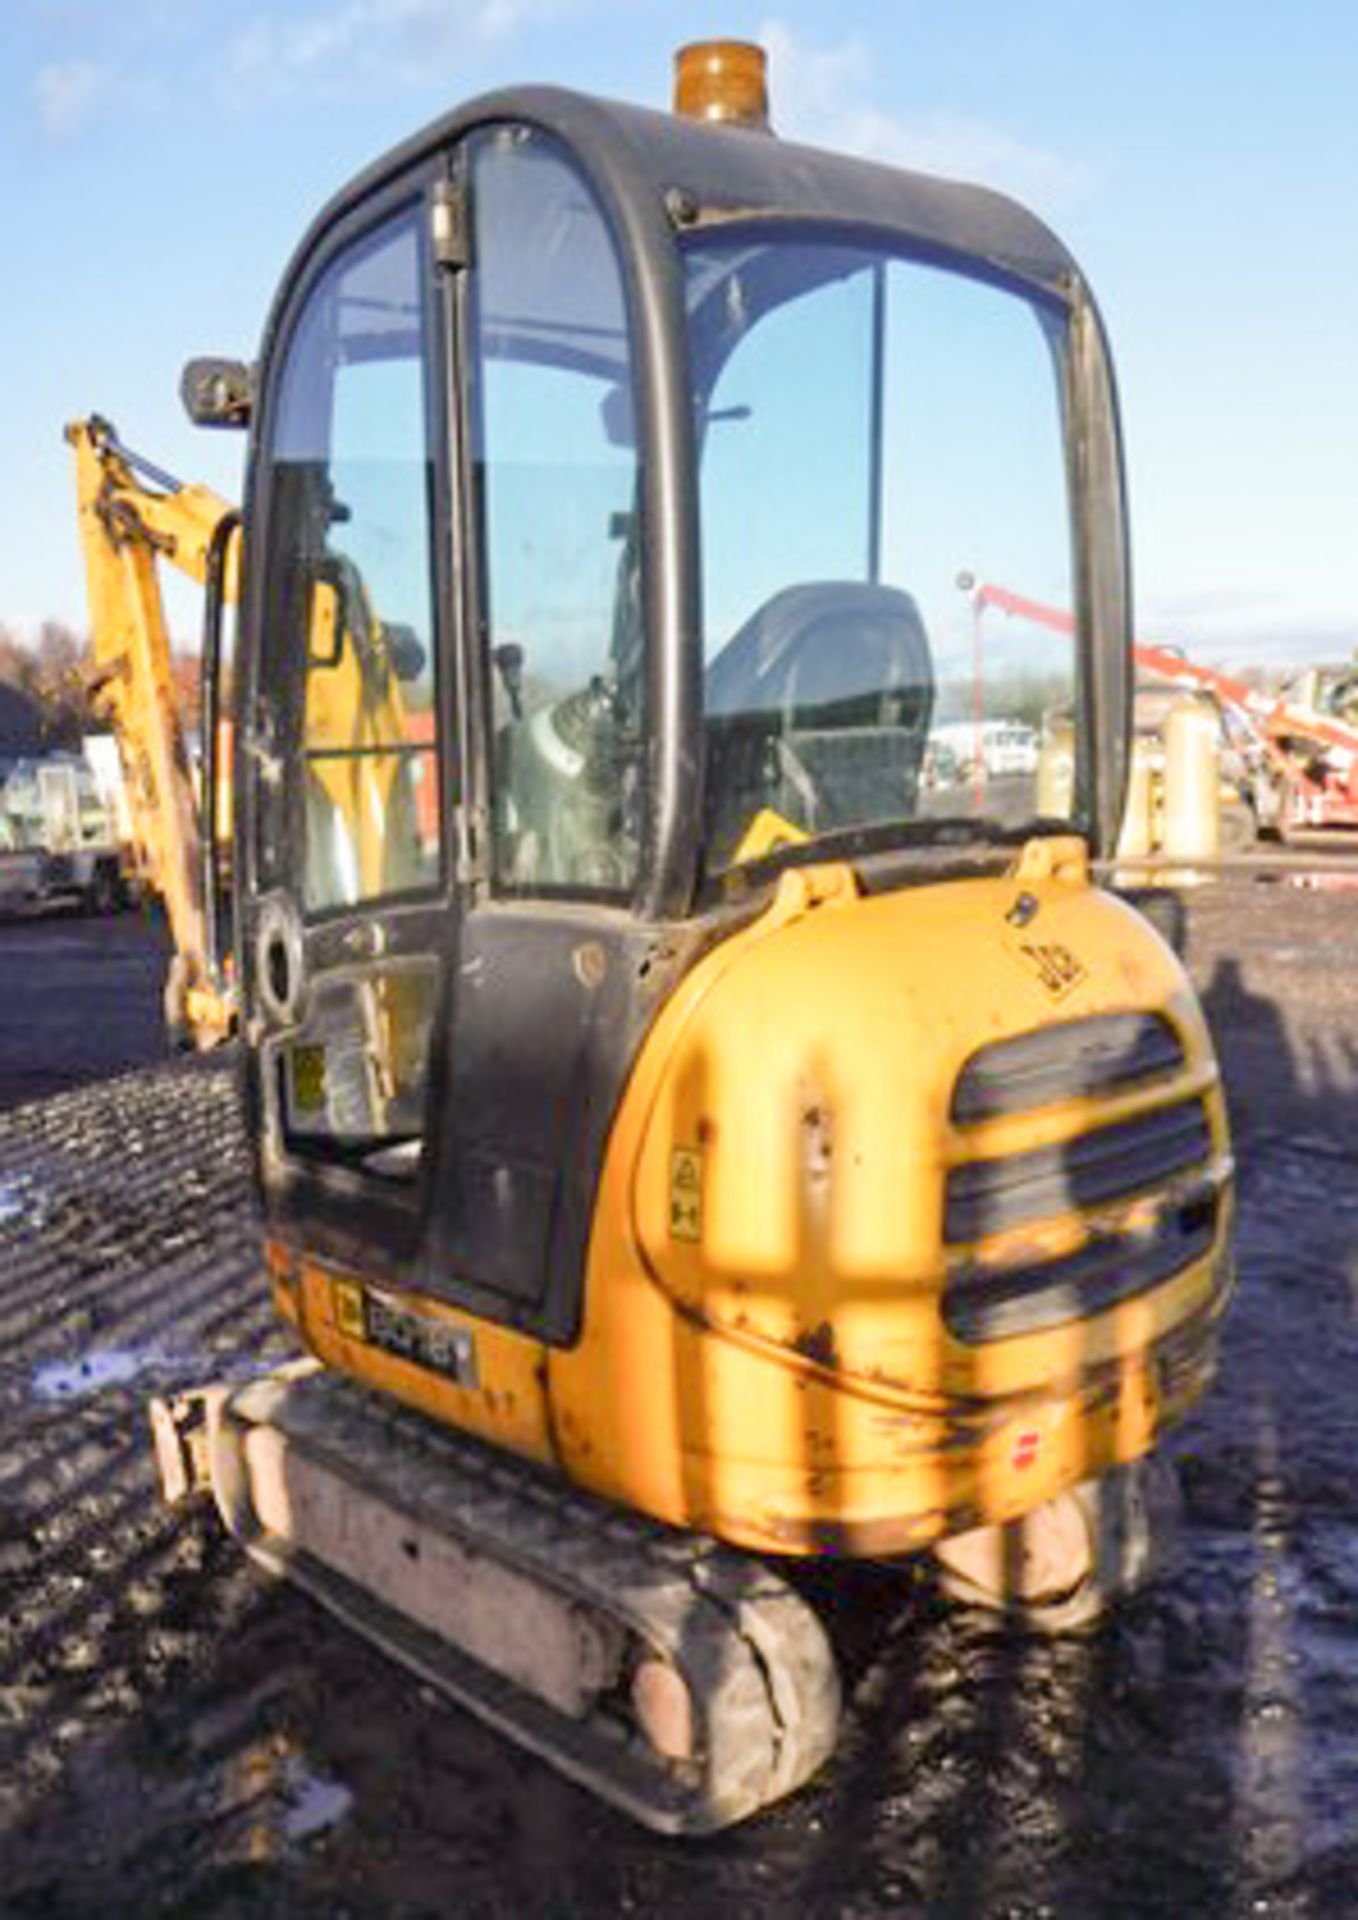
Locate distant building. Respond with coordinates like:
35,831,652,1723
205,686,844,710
0,681,43,764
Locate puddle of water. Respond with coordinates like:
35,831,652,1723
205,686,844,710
30,1346,290,1403
179,1738,355,1871
280,1757,354,1843
31,1348,151,1399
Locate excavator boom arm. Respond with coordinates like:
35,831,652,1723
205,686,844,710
67,415,238,1046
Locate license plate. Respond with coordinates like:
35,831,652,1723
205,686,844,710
334,1278,478,1388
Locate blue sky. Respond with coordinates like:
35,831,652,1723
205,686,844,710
2,0,1356,666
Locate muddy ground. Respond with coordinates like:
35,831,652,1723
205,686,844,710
0,907,172,1109
2,872,1358,1916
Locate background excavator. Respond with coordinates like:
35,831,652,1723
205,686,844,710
66,415,238,1046
67,414,435,1051
143,41,1235,1832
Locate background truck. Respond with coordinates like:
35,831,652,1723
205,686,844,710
0,752,127,911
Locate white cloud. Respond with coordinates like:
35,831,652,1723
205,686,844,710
221,0,598,104
34,60,110,139
1137,588,1358,668
759,18,1088,212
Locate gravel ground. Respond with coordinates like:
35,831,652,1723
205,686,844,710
1,872,1357,1916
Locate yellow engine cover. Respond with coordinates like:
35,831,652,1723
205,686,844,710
281,838,1233,1560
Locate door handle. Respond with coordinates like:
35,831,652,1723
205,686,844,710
341,921,387,960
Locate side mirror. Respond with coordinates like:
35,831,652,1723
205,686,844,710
181,357,254,429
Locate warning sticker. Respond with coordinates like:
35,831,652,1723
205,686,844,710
289,1043,327,1115
333,1277,367,1340
669,1147,703,1243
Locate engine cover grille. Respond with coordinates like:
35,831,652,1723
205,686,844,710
951,1012,1185,1123
945,1098,1213,1245
943,1024,1226,1344
944,1184,1219,1344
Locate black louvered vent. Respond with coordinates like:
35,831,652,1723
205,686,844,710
944,1188,1219,1344
952,1013,1185,1123
942,1091,1223,1343
945,1099,1212,1244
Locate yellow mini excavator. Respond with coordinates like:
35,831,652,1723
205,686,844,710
150,42,1235,1831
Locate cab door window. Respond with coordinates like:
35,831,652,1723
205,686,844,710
467,128,642,897
256,202,444,1170
262,206,442,916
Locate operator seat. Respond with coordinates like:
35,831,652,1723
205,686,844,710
704,581,934,867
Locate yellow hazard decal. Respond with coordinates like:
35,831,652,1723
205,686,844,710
333,1277,368,1341
290,1042,327,1115
670,1147,703,1242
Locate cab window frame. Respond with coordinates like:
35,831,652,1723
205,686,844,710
243,170,458,927
463,122,649,908
681,216,1089,888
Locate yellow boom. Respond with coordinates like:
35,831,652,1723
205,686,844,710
66,415,237,1047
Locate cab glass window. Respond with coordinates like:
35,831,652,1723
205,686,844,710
686,239,1076,871
262,206,442,915
469,128,642,897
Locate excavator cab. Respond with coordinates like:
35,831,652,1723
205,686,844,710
224,82,1131,1326
168,51,1231,1833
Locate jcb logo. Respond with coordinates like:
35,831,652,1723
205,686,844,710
1016,939,1087,998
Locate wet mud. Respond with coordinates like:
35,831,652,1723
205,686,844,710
2,877,1358,1915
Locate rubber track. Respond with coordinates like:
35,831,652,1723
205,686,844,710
220,1368,841,1833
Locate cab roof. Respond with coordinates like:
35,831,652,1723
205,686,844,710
301,83,1079,302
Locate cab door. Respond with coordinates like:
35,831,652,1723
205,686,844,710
240,170,457,1275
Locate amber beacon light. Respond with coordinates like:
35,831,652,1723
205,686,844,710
673,39,771,130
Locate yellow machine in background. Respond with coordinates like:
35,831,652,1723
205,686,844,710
67,416,238,1046
69,410,436,1093
150,42,1235,1833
